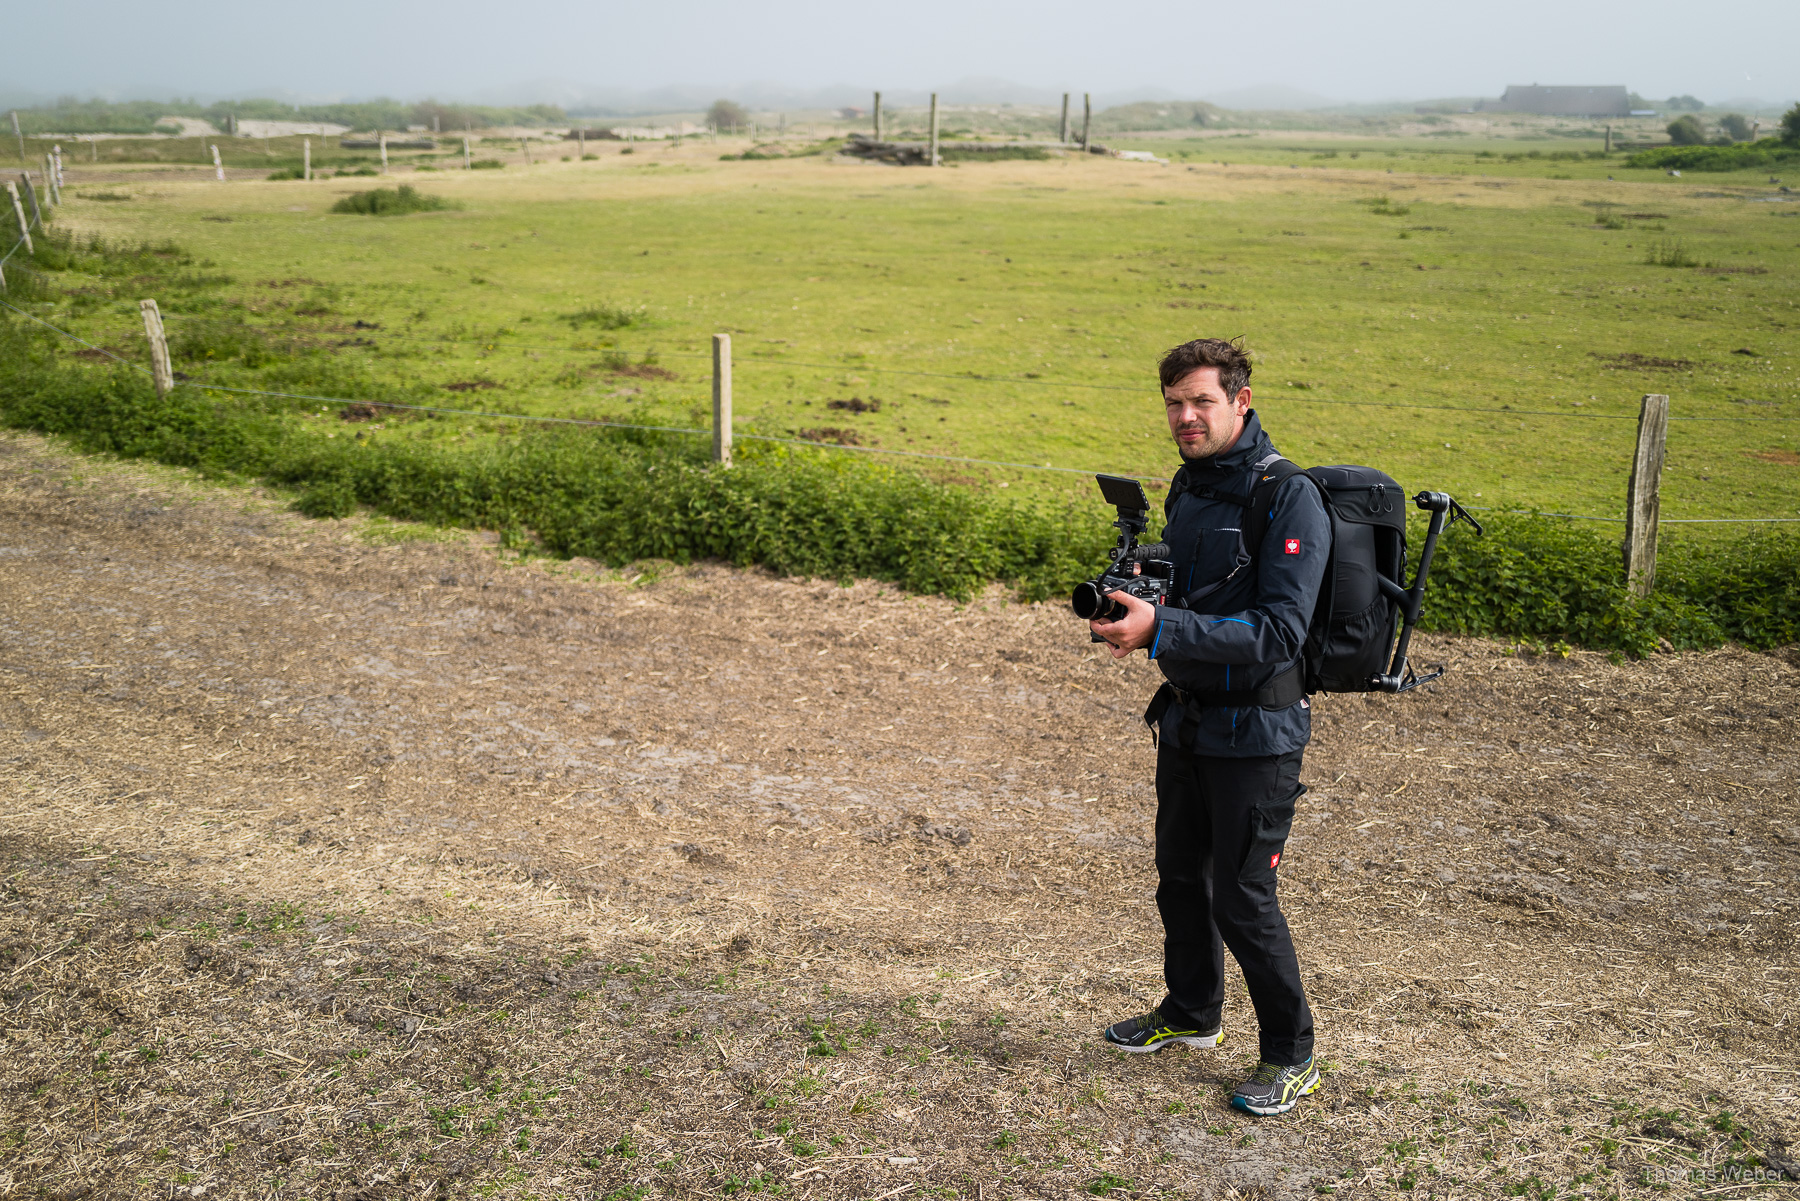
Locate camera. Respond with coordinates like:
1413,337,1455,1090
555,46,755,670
1071,474,1175,624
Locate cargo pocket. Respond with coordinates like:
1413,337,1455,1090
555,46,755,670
1240,784,1304,880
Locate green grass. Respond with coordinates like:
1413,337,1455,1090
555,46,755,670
19,142,1800,534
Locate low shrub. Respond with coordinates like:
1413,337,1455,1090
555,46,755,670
469,158,505,170
1666,115,1707,146
1623,143,1800,172
329,185,458,216
265,167,306,181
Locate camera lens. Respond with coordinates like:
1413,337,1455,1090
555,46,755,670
1071,582,1122,621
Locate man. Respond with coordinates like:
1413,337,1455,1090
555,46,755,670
1088,337,1329,1117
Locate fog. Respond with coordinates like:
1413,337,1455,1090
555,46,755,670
4,0,1795,110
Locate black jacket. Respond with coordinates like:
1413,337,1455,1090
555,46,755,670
1148,411,1329,757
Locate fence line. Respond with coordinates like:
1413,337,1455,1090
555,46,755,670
14,295,1800,522
148,312,1799,423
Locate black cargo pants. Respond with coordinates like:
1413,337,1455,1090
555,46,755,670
1153,740,1314,1066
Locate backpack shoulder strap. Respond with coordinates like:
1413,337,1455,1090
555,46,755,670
1243,455,1305,554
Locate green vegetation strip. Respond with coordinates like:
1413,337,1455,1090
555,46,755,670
2,306,1794,657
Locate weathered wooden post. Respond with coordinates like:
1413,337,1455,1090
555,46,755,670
463,137,472,170
712,333,733,467
9,111,21,162
210,144,224,181
872,92,882,141
1060,93,1071,143
380,133,389,174
44,155,59,204
1082,93,1092,150
5,181,29,255
140,299,174,399
520,138,531,165
1623,393,1670,598
18,173,42,231
303,138,311,181
53,144,64,191
1603,124,1612,154
928,93,940,166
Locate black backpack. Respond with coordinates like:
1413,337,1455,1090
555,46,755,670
1178,456,1477,694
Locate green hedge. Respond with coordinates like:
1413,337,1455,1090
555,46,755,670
0,312,1794,654
1623,143,1800,172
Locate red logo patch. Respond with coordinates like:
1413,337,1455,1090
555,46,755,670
1284,539,1301,555
1270,852,1281,869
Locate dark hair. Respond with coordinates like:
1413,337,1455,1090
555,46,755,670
1158,337,1251,399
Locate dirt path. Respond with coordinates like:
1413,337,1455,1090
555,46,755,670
1,431,1796,1200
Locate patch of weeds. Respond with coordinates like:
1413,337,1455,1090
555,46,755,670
563,302,648,331
1085,1173,1133,1195
330,185,458,216
803,1019,848,1058
609,1133,637,1158
721,1173,784,1195
1644,239,1696,268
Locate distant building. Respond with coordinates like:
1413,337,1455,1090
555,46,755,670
1481,86,1632,117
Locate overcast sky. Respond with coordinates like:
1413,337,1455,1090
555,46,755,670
6,0,1795,110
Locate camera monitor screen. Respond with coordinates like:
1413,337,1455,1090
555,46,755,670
1095,474,1150,512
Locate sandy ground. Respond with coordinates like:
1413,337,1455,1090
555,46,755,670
1,430,1796,1200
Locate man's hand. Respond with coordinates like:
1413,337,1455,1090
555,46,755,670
1088,588,1158,659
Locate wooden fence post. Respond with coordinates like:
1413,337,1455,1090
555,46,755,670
44,155,59,204
521,138,531,165
210,144,224,181
18,173,41,231
140,299,174,399
928,93,940,166
53,144,64,191
1603,124,1612,154
380,133,389,174
463,137,471,170
872,92,882,141
1082,93,1091,150
1060,93,1070,143
712,334,733,467
9,111,21,162
5,181,28,255
303,139,311,181
1623,392,1669,597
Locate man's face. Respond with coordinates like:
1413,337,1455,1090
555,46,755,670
1163,367,1251,461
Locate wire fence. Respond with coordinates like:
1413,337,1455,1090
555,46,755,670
152,311,1800,423
3,210,1800,524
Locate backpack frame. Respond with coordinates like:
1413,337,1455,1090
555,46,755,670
1186,458,1482,694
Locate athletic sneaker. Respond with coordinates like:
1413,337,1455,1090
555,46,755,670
1230,1057,1320,1115
1101,1007,1224,1053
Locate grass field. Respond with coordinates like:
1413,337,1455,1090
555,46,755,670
17,138,1800,526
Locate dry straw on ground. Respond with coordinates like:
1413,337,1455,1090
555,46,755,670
0,430,1795,1200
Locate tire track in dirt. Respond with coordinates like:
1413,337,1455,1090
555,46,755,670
2,432,1796,1199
